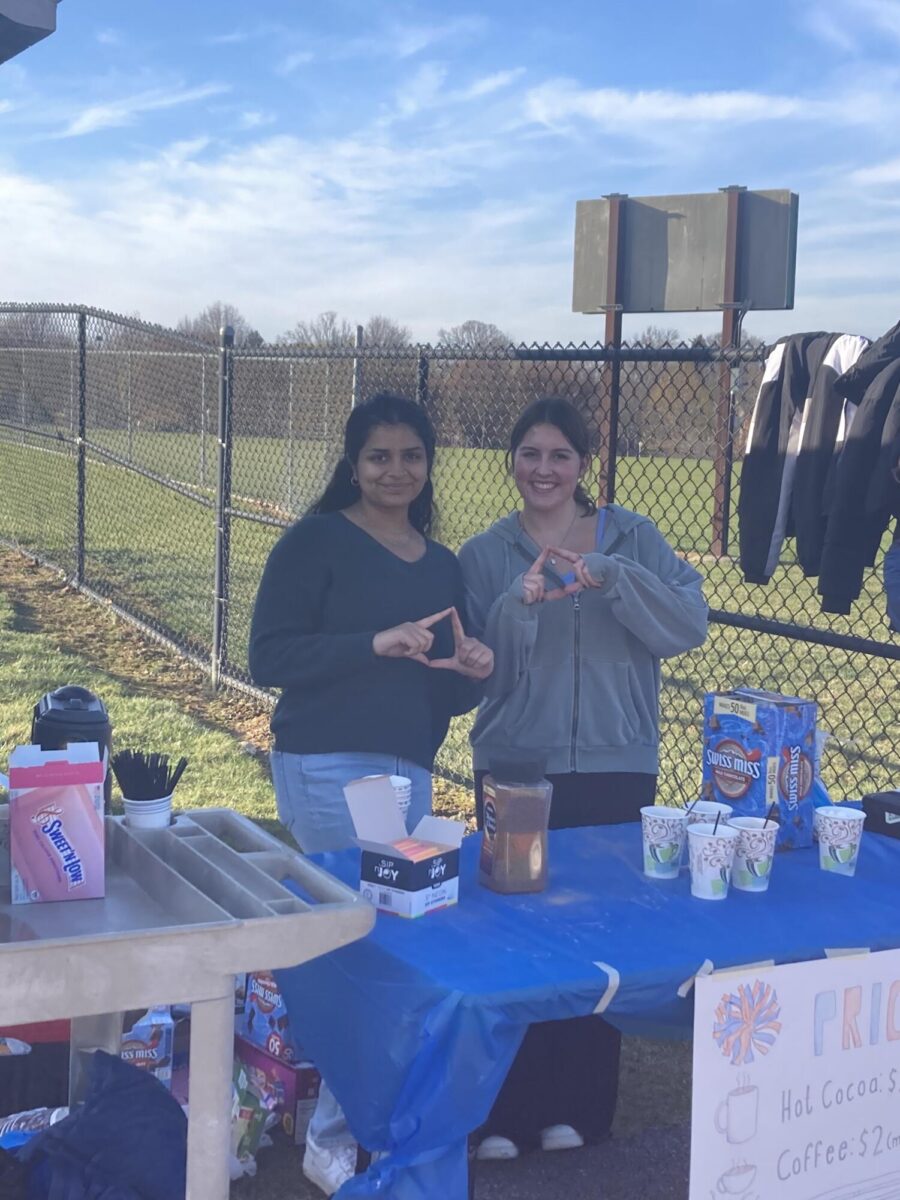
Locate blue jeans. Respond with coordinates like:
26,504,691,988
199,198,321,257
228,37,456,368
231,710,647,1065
271,751,433,1152
271,750,433,854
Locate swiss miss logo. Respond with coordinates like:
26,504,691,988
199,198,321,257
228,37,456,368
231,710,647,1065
705,739,763,799
249,974,280,1014
121,1039,161,1064
777,745,813,810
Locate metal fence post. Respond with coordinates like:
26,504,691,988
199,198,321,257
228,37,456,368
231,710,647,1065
351,325,364,409
600,193,626,504
75,312,87,586
20,348,26,446
200,357,207,488
212,325,234,689
712,184,746,557
126,351,134,462
287,360,294,513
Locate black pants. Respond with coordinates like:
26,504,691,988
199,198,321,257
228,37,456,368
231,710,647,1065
474,770,657,1148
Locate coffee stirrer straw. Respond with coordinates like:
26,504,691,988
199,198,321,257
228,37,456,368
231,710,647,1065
764,802,777,827
713,812,721,834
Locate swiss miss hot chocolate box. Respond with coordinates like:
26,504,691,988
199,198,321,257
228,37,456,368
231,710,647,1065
701,689,817,849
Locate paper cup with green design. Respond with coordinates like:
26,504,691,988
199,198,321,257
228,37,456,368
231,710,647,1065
688,821,739,900
729,816,777,893
815,806,865,877
682,800,733,864
641,806,688,880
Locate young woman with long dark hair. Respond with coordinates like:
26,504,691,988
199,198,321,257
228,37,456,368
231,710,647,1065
250,391,492,1194
459,397,707,1162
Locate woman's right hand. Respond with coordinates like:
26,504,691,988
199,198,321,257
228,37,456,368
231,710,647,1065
521,547,581,606
372,608,453,663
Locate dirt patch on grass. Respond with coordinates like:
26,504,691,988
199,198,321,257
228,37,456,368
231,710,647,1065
1,548,271,749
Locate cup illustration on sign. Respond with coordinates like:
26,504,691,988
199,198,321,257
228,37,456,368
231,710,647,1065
715,1161,756,1194
714,1076,758,1143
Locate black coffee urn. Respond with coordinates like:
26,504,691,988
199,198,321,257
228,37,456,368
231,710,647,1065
31,685,113,809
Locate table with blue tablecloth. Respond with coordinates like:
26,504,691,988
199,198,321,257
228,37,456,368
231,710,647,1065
277,824,900,1199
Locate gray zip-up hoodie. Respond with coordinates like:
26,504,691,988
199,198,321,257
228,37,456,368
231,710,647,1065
458,505,708,776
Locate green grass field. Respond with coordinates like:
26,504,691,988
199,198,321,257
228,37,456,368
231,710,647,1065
2,434,898,802
0,586,277,822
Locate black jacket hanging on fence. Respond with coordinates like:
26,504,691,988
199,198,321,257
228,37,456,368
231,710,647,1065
818,341,900,615
738,331,836,583
791,333,870,576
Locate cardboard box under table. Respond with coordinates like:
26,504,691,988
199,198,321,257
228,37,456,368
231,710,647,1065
344,775,464,918
234,1034,320,1143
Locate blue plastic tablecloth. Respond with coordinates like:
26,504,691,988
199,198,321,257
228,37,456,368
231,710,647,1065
277,825,900,1199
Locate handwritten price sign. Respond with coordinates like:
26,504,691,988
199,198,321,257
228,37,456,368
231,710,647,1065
691,949,900,1200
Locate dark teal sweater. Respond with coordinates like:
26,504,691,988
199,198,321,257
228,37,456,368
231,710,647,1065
249,512,478,768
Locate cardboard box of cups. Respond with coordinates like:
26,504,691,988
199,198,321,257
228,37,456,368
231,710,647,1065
344,774,464,918
640,800,866,901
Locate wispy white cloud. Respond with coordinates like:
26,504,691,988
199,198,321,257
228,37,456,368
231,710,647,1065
322,15,487,63
802,0,900,48
851,155,900,184
238,110,276,131
205,24,283,46
207,30,251,46
387,64,527,121
388,16,487,58
0,100,14,115
394,63,448,118
523,79,895,132
59,83,229,138
96,29,122,47
457,68,525,101
852,0,900,41
277,50,314,75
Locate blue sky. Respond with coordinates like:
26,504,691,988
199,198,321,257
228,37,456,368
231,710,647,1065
1,0,899,344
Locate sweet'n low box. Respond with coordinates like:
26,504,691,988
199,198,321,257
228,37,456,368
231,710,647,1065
343,775,465,918
8,742,105,903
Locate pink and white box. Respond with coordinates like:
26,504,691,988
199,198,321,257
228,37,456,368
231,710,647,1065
8,742,105,904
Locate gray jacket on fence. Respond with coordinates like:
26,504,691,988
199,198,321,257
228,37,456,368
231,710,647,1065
458,505,709,777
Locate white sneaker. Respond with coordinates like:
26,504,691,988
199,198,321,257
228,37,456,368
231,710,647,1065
476,1135,520,1161
540,1124,584,1152
303,1138,357,1196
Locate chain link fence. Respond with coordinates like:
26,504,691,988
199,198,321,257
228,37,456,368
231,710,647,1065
1,303,897,802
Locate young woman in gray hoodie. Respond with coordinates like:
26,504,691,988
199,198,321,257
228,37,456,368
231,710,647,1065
458,397,708,1162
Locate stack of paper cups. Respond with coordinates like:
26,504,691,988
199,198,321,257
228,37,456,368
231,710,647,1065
390,776,412,824
363,775,412,826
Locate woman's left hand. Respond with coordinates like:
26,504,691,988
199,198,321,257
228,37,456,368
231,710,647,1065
428,608,494,680
547,546,603,592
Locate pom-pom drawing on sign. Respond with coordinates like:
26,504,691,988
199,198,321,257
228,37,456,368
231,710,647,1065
713,980,782,1066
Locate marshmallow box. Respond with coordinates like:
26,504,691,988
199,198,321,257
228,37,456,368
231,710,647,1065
702,688,817,849
8,743,105,904
344,775,464,918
